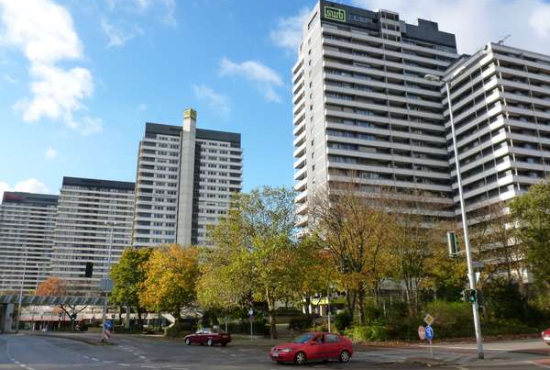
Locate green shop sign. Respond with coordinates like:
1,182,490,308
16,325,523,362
324,6,346,22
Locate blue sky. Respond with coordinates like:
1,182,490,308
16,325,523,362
2,0,550,199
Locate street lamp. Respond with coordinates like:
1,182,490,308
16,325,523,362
15,246,28,333
101,220,116,342
425,57,486,359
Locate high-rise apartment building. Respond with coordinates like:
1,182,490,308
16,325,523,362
442,43,550,218
50,177,135,295
0,192,58,293
293,1,460,226
133,109,242,247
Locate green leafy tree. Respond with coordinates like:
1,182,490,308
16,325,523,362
199,186,301,339
139,244,200,322
110,247,152,328
510,179,550,288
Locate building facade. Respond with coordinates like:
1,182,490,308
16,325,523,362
442,43,550,219
0,192,58,293
133,109,242,247
50,177,135,295
293,1,460,227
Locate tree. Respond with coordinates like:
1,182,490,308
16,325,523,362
308,184,395,325
139,245,199,323
510,179,550,288
199,186,302,339
110,247,152,328
35,277,86,330
35,277,66,296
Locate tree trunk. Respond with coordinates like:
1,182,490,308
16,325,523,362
267,298,277,339
137,307,143,329
304,295,311,323
345,289,356,320
118,305,123,325
358,286,366,325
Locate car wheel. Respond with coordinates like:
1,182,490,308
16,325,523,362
207,339,214,346
294,352,307,365
339,350,351,363
185,338,191,346
221,343,227,347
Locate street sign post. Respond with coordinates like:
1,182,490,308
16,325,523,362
425,325,434,357
248,308,254,339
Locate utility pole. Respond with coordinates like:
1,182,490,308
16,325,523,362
15,247,28,332
101,221,116,342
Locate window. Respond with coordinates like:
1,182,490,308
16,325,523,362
325,334,340,343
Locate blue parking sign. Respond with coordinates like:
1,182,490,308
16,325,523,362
425,325,434,340
104,320,114,330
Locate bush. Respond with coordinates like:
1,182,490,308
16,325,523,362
226,320,269,335
334,311,353,333
164,322,194,338
288,315,313,331
425,300,473,338
347,323,388,342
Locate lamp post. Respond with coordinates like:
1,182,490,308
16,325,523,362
425,65,485,360
101,221,116,341
15,247,28,333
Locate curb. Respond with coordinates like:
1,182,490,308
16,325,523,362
22,332,115,346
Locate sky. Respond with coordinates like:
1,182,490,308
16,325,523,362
2,0,550,201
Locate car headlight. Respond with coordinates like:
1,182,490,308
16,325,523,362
280,348,293,353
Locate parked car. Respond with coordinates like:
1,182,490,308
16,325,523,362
269,332,353,365
542,328,550,345
184,328,231,347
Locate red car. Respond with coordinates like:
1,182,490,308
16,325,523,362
269,332,353,365
184,328,232,347
542,328,550,345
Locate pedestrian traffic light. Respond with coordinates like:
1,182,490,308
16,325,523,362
84,262,93,278
476,290,484,307
468,289,477,304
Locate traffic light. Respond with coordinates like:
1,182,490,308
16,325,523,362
468,289,477,304
84,262,93,278
447,231,459,257
476,290,484,307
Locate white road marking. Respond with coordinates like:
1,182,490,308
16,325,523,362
530,361,550,369
91,357,99,361
119,363,131,367
139,355,147,359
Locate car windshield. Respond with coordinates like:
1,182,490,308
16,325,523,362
293,333,314,344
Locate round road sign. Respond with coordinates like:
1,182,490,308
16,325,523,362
418,326,426,340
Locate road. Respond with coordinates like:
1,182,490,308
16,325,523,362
0,333,549,370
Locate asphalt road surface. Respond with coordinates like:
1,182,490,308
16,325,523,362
1,333,549,370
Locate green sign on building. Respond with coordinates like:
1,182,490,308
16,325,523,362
324,6,346,23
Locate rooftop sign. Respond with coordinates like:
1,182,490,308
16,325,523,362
324,6,346,23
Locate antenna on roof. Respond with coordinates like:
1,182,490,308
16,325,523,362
496,34,511,45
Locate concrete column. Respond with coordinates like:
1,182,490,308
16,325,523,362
176,108,197,246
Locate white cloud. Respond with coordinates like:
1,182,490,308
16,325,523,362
15,64,93,126
0,0,101,135
138,103,147,111
45,146,57,160
352,0,550,55
192,84,231,118
80,116,104,136
101,18,142,48
270,8,310,53
0,179,50,203
15,179,49,193
220,58,283,103
3,74,17,84
105,0,176,26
